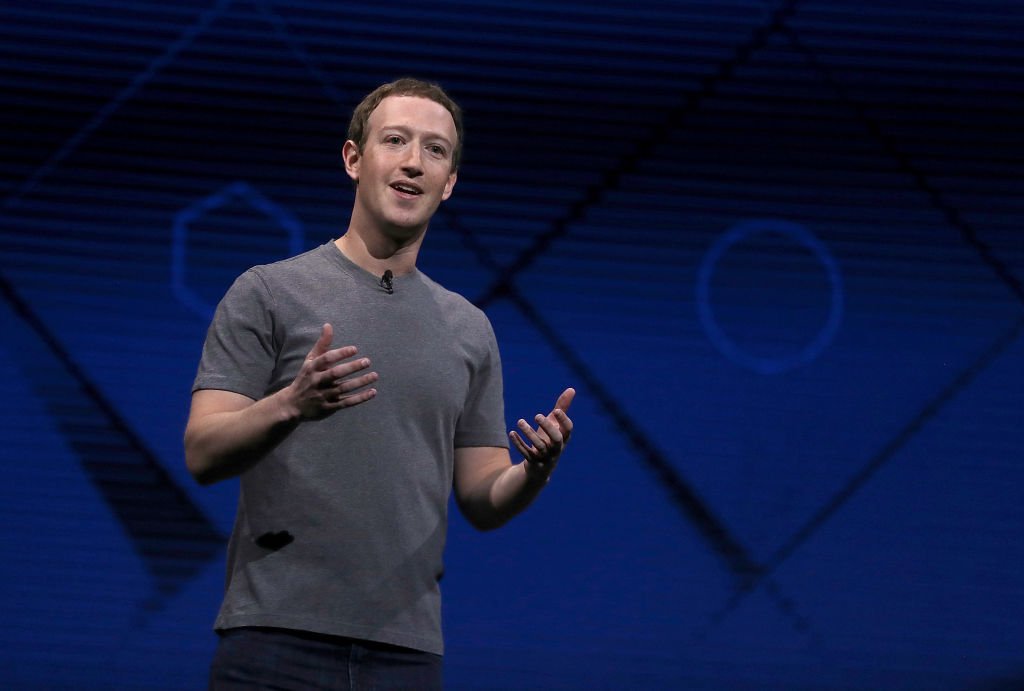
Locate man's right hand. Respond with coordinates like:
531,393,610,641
185,323,378,484
283,323,379,421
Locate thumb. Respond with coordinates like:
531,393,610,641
552,387,576,414
308,323,333,360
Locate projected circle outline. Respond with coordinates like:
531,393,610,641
697,219,843,375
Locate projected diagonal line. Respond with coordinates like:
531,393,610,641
0,272,224,603
256,0,350,106
705,315,1024,630
2,0,232,212
781,26,1024,310
0,0,231,608
441,208,815,636
514,285,819,634
698,21,1024,634
472,0,803,309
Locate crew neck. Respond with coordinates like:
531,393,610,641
323,240,421,289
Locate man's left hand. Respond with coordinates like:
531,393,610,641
510,387,575,482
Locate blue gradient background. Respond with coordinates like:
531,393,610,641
1,1,1022,688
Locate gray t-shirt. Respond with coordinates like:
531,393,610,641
193,241,508,654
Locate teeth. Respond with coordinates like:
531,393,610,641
392,184,420,194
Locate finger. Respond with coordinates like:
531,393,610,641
509,431,532,459
331,370,378,394
534,413,563,445
308,323,333,360
311,350,362,388
552,387,576,414
325,387,377,409
319,345,360,368
552,409,573,439
516,418,548,451
327,357,373,381
314,356,366,389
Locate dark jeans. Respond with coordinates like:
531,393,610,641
209,626,444,690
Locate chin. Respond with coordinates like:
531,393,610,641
387,210,434,230
383,219,428,239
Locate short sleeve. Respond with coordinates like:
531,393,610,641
192,268,277,400
454,316,509,449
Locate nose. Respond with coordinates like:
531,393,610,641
400,144,423,177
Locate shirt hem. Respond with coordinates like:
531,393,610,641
214,612,444,656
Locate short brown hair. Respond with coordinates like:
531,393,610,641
347,77,463,171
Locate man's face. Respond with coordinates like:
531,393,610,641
344,95,458,239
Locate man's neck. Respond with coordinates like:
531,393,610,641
334,226,423,278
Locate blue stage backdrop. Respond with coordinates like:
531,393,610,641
1,1,1022,688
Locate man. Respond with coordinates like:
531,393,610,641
184,77,574,689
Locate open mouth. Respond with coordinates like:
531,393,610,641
390,182,423,197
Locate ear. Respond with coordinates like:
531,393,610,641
441,170,458,201
342,140,361,183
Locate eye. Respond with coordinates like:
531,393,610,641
385,135,403,145
427,144,447,157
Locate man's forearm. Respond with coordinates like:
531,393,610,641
185,331,380,485
460,459,550,531
184,389,301,485
489,460,552,525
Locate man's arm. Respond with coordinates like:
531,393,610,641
184,323,378,485
453,388,574,530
